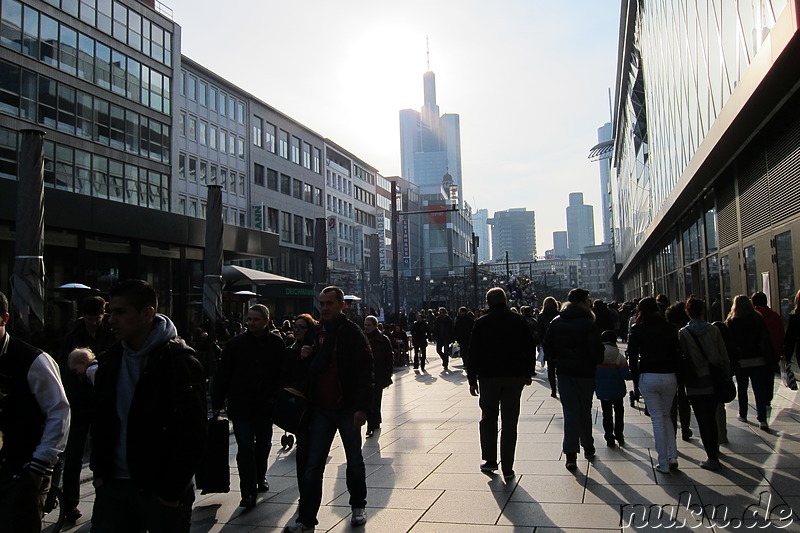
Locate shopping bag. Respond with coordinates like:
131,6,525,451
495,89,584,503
195,417,230,494
271,387,308,435
780,359,797,391
451,342,460,358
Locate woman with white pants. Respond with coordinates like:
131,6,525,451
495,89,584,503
627,297,681,474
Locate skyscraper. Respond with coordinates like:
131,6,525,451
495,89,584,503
594,122,613,245
566,192,595,258
472,209,491,263
553,231,568,258
488,208,536,262
399,69,473,278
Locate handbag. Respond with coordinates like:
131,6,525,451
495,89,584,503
271,387,308,434
195,416,231,494
780,358,798,390
687,329,736,403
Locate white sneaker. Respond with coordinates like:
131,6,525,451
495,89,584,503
283,522,315,533
351,507,367,526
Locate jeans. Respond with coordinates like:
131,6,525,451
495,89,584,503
638,372,678,469
296,408,367,527
436,341,450,369
232,417,273,497
736,365,774,422
688,394,719,461
91,478,194,533
478,376,526,471
558,374,596,454
600,398,624,443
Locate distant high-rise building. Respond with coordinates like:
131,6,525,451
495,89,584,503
566,193,595,258
488,208,536,262
553,231,568,258
399,68,473,278
595,122,613,245
473,209,491,263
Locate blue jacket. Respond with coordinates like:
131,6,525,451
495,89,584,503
595,344,631,401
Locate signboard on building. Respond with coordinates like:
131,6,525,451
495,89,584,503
402,219,410,268
327,216,338,261
354,227,364,269
252,204,264,230
377,212,387,271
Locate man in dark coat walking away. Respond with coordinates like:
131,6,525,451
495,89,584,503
543,288,604,471
58,295,115,522
90,280,207,532
454,307,475,371
434,308,455,371
364,315,393,438
285,286,374,532
468,288,536,479
213,304,285,508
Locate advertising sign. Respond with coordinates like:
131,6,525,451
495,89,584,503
327,216,338,261
402,219,410,268
377,212,387,270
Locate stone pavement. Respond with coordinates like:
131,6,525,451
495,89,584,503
61,352,800,532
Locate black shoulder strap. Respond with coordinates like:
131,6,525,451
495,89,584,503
687,329,709,362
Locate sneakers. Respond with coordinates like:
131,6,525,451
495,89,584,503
700,459,721,471
283,522,315,533
480,461,498,473
351,508,367,526
655,465,671,474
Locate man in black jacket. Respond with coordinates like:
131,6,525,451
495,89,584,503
434,308,455,371
468,288,536,479
212,304,285,508
543,288,604,470
90,280,206,533
285,286,374,533
0,290,70,533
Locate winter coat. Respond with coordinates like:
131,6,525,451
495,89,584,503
725,315,774,370
212,329,286,420
366,330,394,389
595,343,630,401
542,303,604,378
434,315,455,344
679,319,730,395
626,318,681,380
454,315,475,346
411,320,429,348
754,305,784,361
91,335,207,502
467,304,536,386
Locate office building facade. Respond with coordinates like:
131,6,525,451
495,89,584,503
612,0,800,320
566,192,595,258
488,208,536,262
472,208,490,263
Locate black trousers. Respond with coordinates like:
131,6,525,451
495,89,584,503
478,376,526,470
688,394,720,461
436,341,450,368
670,385,693,437
600,398,625,442
62,415,91,510
0,474,42,533
91,478,194,533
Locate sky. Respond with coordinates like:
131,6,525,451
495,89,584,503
167,0,621,255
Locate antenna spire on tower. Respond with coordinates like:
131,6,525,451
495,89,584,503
426,36,430,70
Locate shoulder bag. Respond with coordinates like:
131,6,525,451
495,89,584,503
687,329,736,403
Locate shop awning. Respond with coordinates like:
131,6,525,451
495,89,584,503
222,265,305,287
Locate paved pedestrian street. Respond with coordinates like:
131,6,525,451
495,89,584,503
62,354,800,532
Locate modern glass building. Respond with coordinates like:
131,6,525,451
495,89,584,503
612,0,800,320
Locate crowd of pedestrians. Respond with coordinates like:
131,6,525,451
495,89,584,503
2,278,800,533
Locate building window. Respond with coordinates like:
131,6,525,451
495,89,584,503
198,121,206,145
280,173,291,195
178,152,185,179
267,207,278,233
253,116,262,147
314,187,322,206
198,80,206,106
209,125,216,149
293,214,303,244
292,178,302,199
188,156,196,181
267,168,278,190
236,101,244,124
280,212,291,241
303,183,313,203
302,142,311,169
199,160,207,184
186,74,196,101
290,135,300,164
279,129,288,158
313,147,321,173
188,116,196,140
305,218,314,246
265,122,275,152
237,137,244,159
239,173,244,195
254,163,264,186
209,86,216,111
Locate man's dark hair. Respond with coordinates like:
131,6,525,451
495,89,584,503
751,292,768,307
0,290,8,315
600,330,617,344
567,288,590,304
81,295,107,316
248,304,270,319
321,286,344,302
685,297,705,319
486,287,507,307
109,279,157,311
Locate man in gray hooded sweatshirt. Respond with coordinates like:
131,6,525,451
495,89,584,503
90,280,207,533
